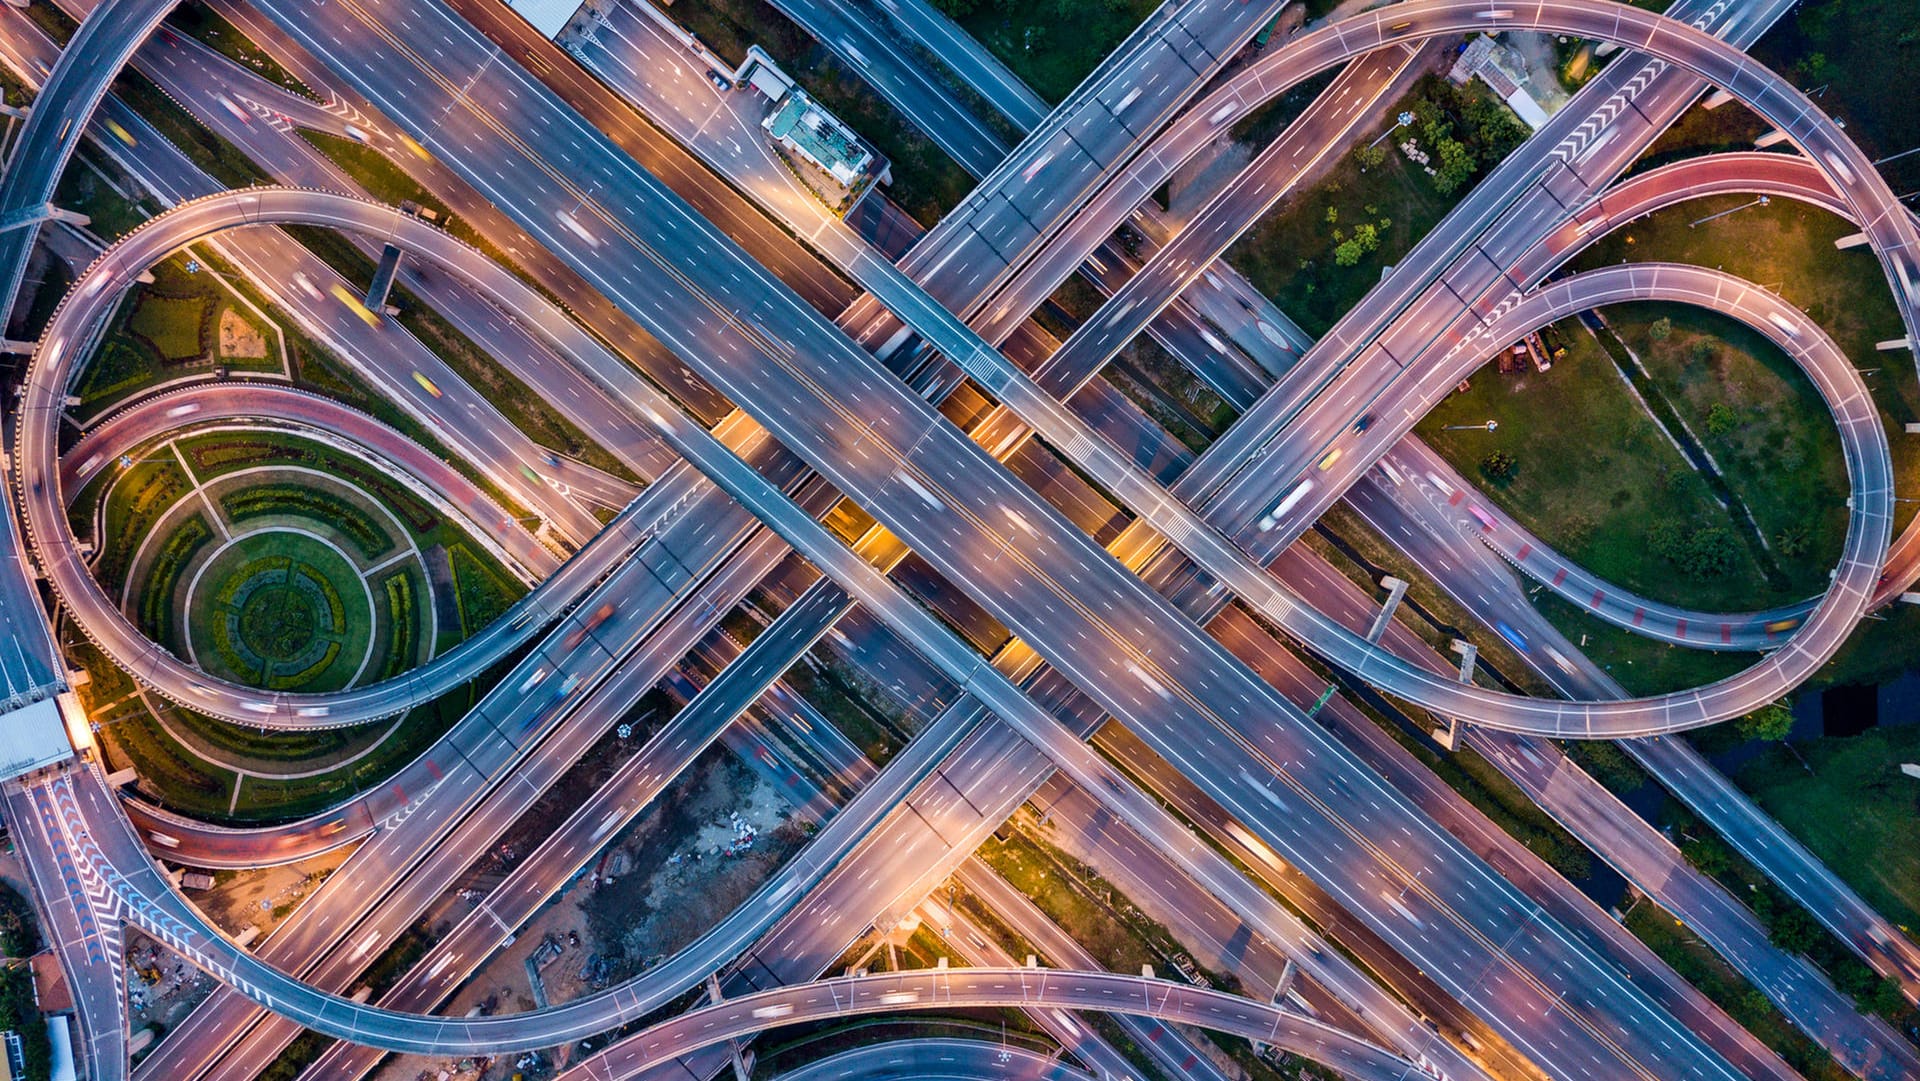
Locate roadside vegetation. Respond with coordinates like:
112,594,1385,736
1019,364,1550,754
0,963,51,1081
1751,0,1920,196
1230,76,1525,335
665,0,975,223
1727,723,1920,934
1672,803,1918,1027
70,253,283,414
1418,314,1804,612
1623,904,1852,1081
163,0,313,97
925,0,1160,104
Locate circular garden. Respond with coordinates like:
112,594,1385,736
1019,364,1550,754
183,531,374,693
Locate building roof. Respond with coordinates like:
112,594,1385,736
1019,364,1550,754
504,0,583,39
0,698,73,782
763,89,871,186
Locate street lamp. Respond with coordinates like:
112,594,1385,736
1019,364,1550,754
1689,195,1768,229
1442,421,1498,432
1367,110,1417,151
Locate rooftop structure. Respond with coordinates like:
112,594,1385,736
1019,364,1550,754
763,87,873,188
1448,34,1550,129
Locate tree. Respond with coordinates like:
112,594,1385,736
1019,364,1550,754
0,883,37,958
1735,700,1794,742
1765,900,1824,954
1353,143,1387,169
1324,206,1339,225
1705,402,1739,437
1432,138,1475,194
1678,527,1740,578
1863,977,1909,1021
1479,451,1518,483
1690,339,1717,364
1774,523,1811,557
1649,316,1674,341
1333,223,1380,267
1680,834,1734,878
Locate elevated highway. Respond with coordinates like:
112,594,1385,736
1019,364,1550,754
21,187,1827,1080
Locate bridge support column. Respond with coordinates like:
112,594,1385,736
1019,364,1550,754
1451,640,1478,684
1701,88,1733,110
726,1040,754,1081
1432,641,1478,750
1878,338,1913,352
1366,576,1408,644
0,337,36,354
1272,959,1298,1003
1836,231,1870,250
366,243,404,313
1900,592,1920,606
1754,129,1792,149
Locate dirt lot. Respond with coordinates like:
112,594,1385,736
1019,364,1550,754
217,307,268,359
370,750,805,1081
186,846,353,942
125,929,217,1054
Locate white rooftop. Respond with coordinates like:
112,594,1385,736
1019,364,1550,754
0,696,75,781
506,0,584,39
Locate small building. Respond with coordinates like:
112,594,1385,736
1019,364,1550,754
1448,34,1551,130
45,1016,73,1081
763,87,874,188
503,0,585,38
0,696,77,784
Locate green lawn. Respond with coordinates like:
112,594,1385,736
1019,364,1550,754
1418,316,1786,612
1568,192,1920,687
71,253,280,412
930,0,1160,105
128,293,209,360
183,530,373,694
1229,92,1458,337
1605,302,1848,593
88,458,192,590
1731,724,1920,934
1571,196,1918,521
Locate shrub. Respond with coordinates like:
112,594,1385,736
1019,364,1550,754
1735,701,1794,742
1648,316,1673,341
1705,402,1739,437
0,883,40,957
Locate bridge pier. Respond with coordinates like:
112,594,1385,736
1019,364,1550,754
1366,576,1408,645
1753,129,1792,149
366,242,404,313
1272,959,1298,1003
1835,231,1870,250
1431,641,1478,751
1701,88,1733,110
1878,338,1913,352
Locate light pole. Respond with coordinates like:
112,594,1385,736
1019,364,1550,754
1368,110,1417,150
1689,195,1768,229
1442,420,1498,432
